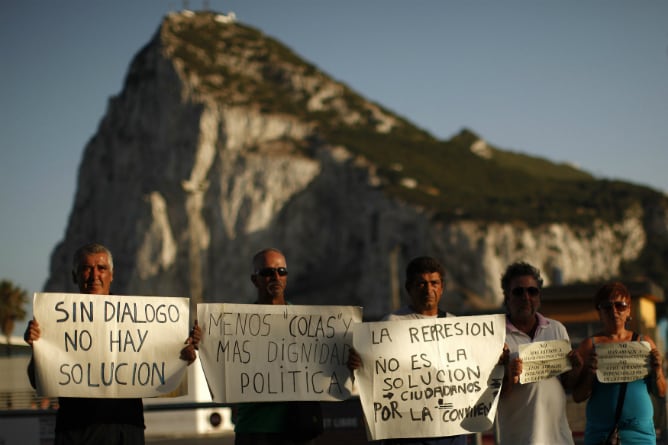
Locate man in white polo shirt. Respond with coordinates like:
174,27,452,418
496,261,582,445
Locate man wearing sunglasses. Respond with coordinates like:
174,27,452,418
233,248,323,445
495,262,582,445
250,248,289,306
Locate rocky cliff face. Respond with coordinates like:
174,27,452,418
45,11,668,319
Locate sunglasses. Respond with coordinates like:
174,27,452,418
255,267,288,277
510,286,540,297
597,301,629,311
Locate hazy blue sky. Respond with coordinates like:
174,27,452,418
2,1,667,332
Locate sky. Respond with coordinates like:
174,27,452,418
2,1,667,333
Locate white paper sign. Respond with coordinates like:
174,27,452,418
353,314,506,441
197,303,362,403
32,292,190,398
518,339,572,384
595,341,651,383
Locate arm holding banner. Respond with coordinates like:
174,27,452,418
561,350,584,391
499,344,516,396
646,336,666,398
572,337,596,403
24,318,41,389
24,318,40,346
180,320,201,365
501,356,522,397
347,347,362,371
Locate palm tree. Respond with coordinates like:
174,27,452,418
0,280,28,356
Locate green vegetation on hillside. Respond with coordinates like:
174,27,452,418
321,125,663,227
159,11,666,228
158,11,668,290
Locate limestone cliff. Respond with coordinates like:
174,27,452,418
44,11,668,319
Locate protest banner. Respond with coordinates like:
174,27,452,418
197,303,362,403
32,292,190,398
595,341,651,383
518,339,572,384
353,314,506,441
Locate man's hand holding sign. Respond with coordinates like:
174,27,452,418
518,339,573,384
32,292,190,398
353,314,506,441
197,303,362,403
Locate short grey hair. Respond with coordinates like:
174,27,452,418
72,243,114,273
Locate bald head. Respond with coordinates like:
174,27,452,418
250,248,288,305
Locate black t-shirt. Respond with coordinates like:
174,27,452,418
56,397,144,431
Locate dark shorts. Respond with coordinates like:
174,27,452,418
381,435,468,445
234,432,315,445
55,423,144,445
